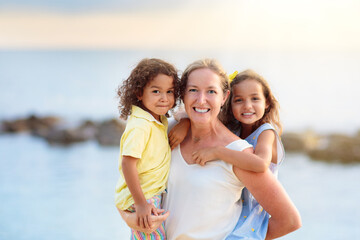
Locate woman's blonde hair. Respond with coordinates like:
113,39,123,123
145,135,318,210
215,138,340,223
220,69,282,135
179,59,229,101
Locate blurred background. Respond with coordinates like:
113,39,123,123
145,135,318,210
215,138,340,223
1,0,360,239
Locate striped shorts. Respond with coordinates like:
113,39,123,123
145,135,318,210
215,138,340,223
127,194,166,240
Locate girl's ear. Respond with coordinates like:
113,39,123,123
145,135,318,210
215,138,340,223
265,100,270,112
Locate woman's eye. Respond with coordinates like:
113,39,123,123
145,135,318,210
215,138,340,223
208,90,216,94
188,88,197,92
234,99,242,103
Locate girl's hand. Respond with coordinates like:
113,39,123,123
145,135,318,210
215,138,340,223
134,202,159,229
169,118,190,150
192,146,219,166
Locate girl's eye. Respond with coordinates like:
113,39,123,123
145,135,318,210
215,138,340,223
208,90,216,94
252,97,260,101
234,98,242,102
188,88,197,92
167,90,174,94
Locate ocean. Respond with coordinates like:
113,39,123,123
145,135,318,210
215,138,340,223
1,133,360,239
1,49,360,239
1,49,360,133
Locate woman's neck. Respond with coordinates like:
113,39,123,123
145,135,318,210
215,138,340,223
189,120,222,144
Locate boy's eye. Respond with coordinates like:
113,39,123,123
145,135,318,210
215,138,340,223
152,90,160,93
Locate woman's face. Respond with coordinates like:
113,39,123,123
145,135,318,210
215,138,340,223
184,68,229,125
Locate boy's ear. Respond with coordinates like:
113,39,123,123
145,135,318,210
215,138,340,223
136,90,142,101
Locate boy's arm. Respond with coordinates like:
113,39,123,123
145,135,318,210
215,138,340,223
168,118,190,150
122,156,158,229
192,130,275,172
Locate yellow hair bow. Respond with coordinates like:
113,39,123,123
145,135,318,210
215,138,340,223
228,71,238,83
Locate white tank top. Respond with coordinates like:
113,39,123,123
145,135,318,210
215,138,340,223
163,139,252,240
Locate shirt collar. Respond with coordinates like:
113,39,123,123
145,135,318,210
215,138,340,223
131,105,167,126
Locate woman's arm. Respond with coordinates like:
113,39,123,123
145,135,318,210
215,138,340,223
117,208,170,234
233,168,302,239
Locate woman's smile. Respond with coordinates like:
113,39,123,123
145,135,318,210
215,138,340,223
193,107,210,113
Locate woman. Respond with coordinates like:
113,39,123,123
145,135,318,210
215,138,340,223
119,59,301,239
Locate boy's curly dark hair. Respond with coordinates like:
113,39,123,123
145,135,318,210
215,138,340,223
117,58,180,119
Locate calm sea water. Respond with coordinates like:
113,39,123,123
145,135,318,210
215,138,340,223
1,50,360,239
1,49,360,133
0,134,359,240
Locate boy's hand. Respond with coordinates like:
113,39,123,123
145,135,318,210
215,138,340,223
192,146,219,166
169,118,190,150
134,202,159,229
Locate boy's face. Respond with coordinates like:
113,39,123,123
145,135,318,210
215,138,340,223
137,74,175,121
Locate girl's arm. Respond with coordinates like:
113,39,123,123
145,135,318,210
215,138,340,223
168,118,190,150
192,130,275,172
233,168,302,239
122,156,159,229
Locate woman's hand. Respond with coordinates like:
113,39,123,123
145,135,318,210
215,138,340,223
169,118,190,150
117,208,170,234
134,201,159,229
192,146,219,166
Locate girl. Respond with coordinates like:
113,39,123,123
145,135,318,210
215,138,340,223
169,69,284,239
115,58,179,240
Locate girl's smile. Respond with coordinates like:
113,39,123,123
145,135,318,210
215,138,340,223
231,79,268,127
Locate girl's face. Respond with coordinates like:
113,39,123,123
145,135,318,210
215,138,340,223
184,68,229,125
231,79,268,127
138,73,175,121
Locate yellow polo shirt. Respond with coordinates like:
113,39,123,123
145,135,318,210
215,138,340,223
115,105,171,210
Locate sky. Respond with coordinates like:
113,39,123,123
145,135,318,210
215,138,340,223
1,0,360,51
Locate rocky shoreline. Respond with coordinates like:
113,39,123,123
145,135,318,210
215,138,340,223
1,115,359,164
0,115,125,147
